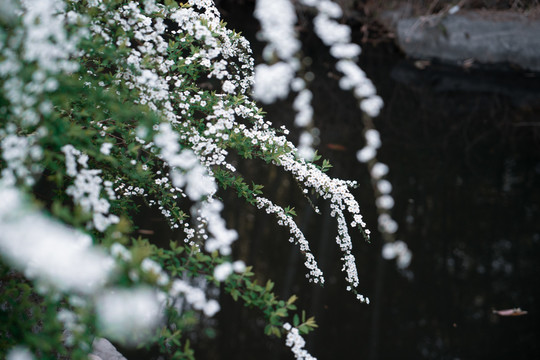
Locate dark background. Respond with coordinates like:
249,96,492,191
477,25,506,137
196,1,540,359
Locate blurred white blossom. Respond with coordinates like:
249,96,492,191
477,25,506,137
6,346,35,360
0,183,114,294
253,62,295,104
382,241,412,269
95,287,163,345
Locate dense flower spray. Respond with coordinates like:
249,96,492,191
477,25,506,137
0,0,409,359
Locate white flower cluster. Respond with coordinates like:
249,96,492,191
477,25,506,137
356,129,398,231
95,287,163,345
253,62,295,104
276,154,371,299
0,0,85,188
154,122,217,201
110,243,224,319
255,196,325,284
96,1,245,216
313,2,410,269
0,183,221,345
20,0,81,76
111,0,252,113
0,0,85,199
0,183,114,294
169,279,221,317
283,323,317,360
252,0,303,123
196,199,238,255
293,88,314,128
293,87,318,161
141,258,170,286
357,128,409,268
382,240,412,269
356,129,381,163
297,130,317,161
252,0,398,280
213,260,246,282
303,0,383,117
335,60,382,117
0,6,388,355
6,346,35,360
100,142,113,155
111,244,226,320
253,0,322,161
62,145,120,232
57,308,84,347
0,133,42,186
253,1,401,278
153,121,240,254
110,242,132,262
254,0,300,62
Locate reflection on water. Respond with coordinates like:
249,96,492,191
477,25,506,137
214,5,540,360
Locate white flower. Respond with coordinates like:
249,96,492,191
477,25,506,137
100,142,113,155
330,43,361,59
365,129,381,149
376,195,394,210
283,323,317,360
318,0,343,18
360,96,383,117
222,80,236,93
213,262,233,282
356,146,375,163
354,82,376,98
252,62,294,104
371,162,389,179
96,287,163,345
254,0,300,61
232,260,246,273
0,184,114,294
382,242,397,259
382,241,412,268
397,249,412,269
110,243,132,261
376,179,392,194
185,166,217,201
378,213,398,234
314,14,350,46
203,299,220,317
141,258,163,275
6,346,34,360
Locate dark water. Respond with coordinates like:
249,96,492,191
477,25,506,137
209,2,540,360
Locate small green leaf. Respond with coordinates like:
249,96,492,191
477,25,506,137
293,314,300,327
265,280,274,292
287,294,297,305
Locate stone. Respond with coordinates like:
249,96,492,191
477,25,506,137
91,338,128,360
390,9,540,72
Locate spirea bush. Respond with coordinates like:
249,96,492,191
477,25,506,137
0,0,410,359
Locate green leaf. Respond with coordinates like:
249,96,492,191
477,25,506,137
293,314,300,327
287,294,297,305
265,280,274,292
271,326,281,337
275,308,287,317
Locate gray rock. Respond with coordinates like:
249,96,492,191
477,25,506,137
393,10,540,72
91,338,127,360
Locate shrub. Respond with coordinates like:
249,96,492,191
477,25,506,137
0,0,409,359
